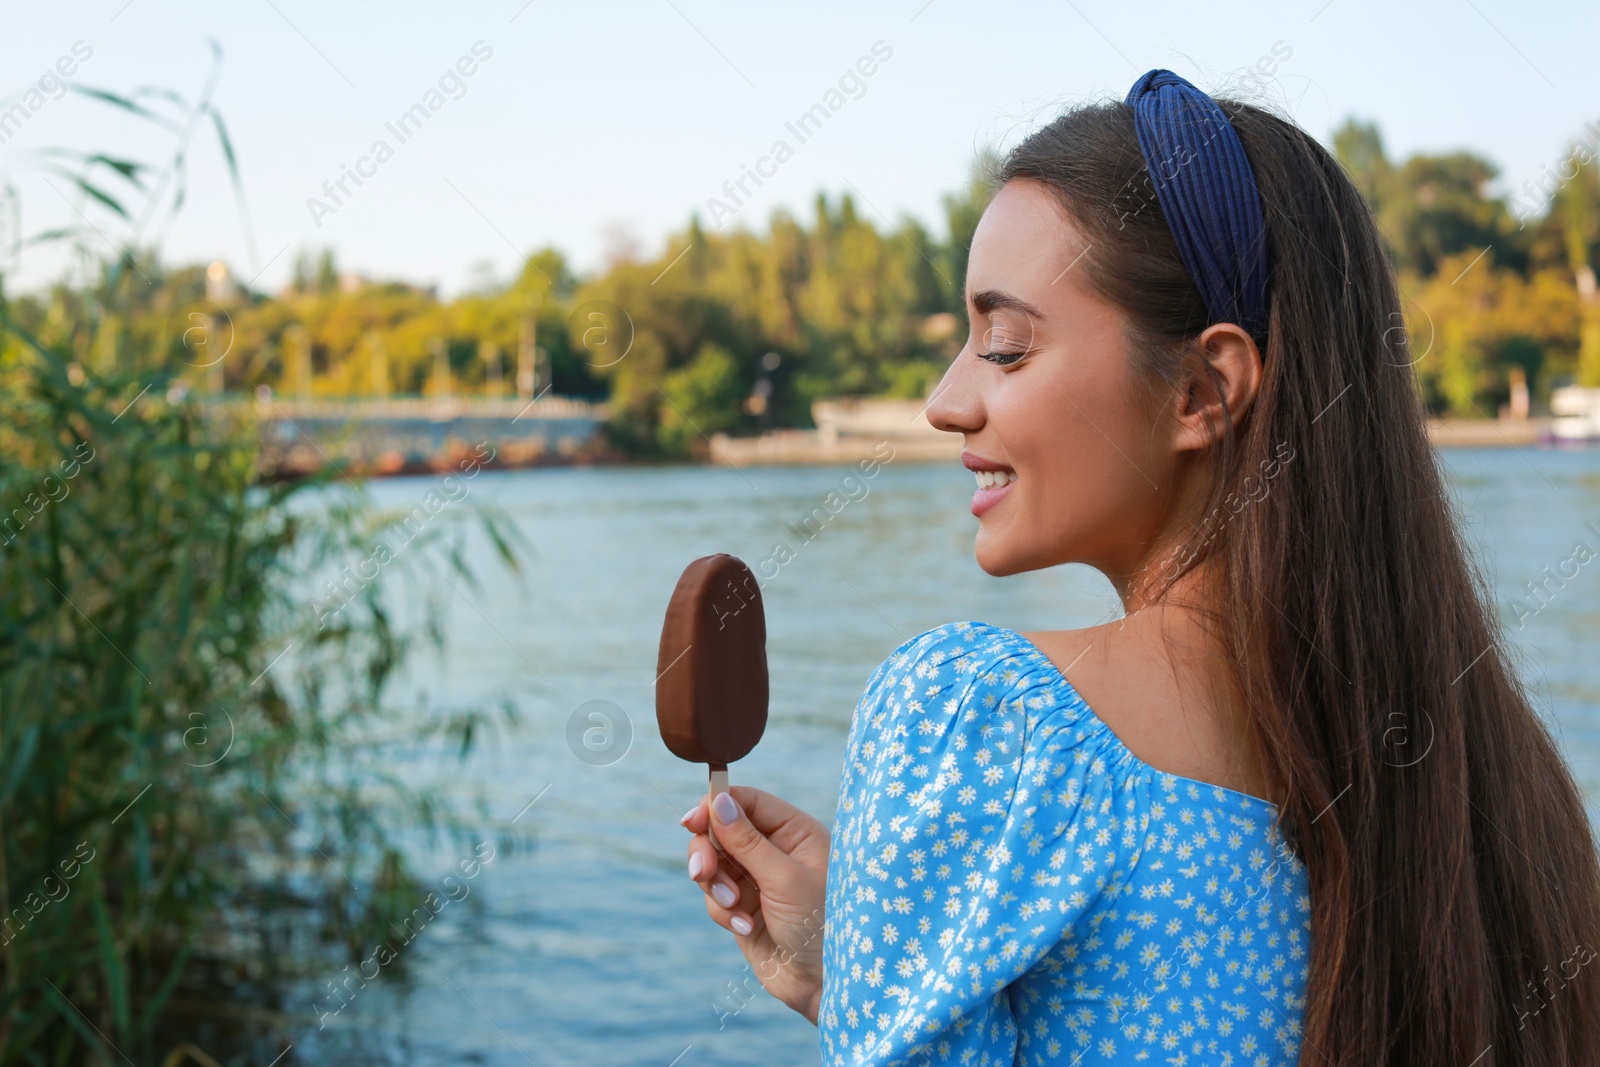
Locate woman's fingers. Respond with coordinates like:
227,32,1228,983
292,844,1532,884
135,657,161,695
678,790,825,883
702,884,765,939
680,797,707,832
720,786,822,855
688,833,760,912
681,787,820,856
703,790,801,886
686,829,719,883
681,790,802,893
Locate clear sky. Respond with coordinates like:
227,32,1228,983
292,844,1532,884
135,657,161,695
2,0,1596,297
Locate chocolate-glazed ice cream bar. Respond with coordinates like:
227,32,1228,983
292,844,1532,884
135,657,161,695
655,554,768,850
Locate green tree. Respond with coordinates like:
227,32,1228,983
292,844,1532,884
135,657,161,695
1334,119,1527,277
938,148,1000,313
657,341,747,455
1550,153,1600,385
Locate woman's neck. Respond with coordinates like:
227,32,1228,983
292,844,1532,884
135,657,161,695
1039,560,1277,804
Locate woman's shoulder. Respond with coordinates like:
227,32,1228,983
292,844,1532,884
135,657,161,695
825,625,1153,1065
862,619,1076,702
1023,612,1279,804
835,619,1137,889
852,618,1115,756
869,617,1061,671
856,617,1283,809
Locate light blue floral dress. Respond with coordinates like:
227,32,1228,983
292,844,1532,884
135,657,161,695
819,621,1311,1066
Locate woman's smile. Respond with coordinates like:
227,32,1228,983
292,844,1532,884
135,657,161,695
962,450,1017,516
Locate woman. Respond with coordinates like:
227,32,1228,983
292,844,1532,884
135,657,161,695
680,69,1600,1065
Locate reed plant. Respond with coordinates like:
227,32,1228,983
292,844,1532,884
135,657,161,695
0,328,525,1065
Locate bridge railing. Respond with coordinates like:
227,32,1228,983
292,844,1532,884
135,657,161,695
198,394,607,422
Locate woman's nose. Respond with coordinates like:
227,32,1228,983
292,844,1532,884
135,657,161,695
925,350,982,436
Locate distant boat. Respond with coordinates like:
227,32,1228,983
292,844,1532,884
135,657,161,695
1549,385,1600,443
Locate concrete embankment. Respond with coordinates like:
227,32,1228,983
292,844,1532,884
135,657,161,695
1425,417,1549,446
710,399,1567,467
206,395,609,479
210,394,1579,478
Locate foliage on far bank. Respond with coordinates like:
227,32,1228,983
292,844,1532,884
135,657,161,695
1335,119,1600,409
10,111,1600,455
7,157,996,460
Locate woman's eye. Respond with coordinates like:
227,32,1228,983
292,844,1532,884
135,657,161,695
975,349,1027,366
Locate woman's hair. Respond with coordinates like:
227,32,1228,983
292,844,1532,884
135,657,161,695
997,94,1600,1063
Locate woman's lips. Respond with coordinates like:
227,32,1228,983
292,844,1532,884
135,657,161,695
961,451,1015,518
970,468,1016,517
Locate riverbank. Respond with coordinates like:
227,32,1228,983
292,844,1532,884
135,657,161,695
1426,416,1551,447
710,401,1571,467
238,394,1585,481
209,394,615,480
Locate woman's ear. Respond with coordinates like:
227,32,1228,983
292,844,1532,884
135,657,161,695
1170,323,1263,453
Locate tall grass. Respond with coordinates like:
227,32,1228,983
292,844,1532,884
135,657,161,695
0,333,525,1064
0,47,532,1064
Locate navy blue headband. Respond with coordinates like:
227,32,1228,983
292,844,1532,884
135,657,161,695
1124,69,1270,345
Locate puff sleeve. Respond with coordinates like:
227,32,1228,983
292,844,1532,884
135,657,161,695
819,622,1134,1067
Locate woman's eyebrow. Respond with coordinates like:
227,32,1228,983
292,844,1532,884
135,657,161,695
969,288,1046,321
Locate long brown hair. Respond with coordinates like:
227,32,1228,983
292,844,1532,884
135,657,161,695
997,92,1600,1063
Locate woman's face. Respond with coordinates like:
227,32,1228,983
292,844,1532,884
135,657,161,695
926,178,1188,584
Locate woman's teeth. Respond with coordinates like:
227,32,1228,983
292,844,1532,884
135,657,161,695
974,469,1016,490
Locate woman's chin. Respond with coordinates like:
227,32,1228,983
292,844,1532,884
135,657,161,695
975,524,1073,578
974,533,1026,577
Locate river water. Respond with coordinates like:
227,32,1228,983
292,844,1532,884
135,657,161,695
288,446,1600,1065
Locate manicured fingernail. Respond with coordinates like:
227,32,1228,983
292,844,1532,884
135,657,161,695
688,853,703,879
680,806,696,826
712,791,740,824
730,915,752,935
712,881,737,908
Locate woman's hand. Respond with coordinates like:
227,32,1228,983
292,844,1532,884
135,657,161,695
680,786,829,1025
